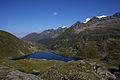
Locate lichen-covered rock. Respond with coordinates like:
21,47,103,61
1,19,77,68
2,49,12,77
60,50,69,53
90,63,116,80
0,65,41,80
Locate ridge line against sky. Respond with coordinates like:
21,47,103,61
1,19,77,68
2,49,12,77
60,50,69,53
0,0,120,38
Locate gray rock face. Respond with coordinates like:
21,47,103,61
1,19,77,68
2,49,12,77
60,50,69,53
0,65,41,80
90,63,116,80
6,71,40,80
96,66,116,80
113,12,120,18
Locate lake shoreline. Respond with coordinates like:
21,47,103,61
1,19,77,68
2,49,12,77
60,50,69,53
11,52,80,62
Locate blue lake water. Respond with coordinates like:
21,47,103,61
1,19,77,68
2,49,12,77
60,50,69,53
26,52,77,62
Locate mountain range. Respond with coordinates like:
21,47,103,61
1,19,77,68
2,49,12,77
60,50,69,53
22,27,67,45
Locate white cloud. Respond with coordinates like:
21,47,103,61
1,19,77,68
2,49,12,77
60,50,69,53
52,12,58,16
96,15,107,18
84,18,91,23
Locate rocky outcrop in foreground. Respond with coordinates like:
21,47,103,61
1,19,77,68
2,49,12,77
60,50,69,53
0,65,41,80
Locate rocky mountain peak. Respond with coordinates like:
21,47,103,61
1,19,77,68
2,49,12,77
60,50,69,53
87,16,100,24
41,29,54,33
61,26,67,29
58,27,67,30
87,13,120,24
75,21,83,24
72,21,84,27
112,12,120,18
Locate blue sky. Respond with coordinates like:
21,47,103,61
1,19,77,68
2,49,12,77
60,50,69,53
0,0,120,38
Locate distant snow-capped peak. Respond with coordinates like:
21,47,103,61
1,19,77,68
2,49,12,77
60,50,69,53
96,15,107,18
83,18,91,23
61,26,67,28
83,15,107,23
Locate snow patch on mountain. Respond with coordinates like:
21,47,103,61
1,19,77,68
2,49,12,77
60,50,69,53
84,18,91,23
96,15,107,18
61,26,67,28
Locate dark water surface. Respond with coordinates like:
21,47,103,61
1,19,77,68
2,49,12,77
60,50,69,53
26,52,77,62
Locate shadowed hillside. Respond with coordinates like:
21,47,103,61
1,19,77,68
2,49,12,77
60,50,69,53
0,30,48,59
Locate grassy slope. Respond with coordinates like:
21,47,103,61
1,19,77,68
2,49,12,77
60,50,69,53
0,30,48,59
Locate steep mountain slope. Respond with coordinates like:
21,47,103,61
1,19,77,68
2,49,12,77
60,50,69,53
49,13,120,67
22,27,67,45
0,30,47,59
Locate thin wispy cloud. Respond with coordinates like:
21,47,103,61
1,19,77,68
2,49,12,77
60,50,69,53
52,12,58,16
0,25,8,28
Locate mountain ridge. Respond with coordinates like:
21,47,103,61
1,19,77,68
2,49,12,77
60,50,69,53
22,27,67,45
48,12,120,68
